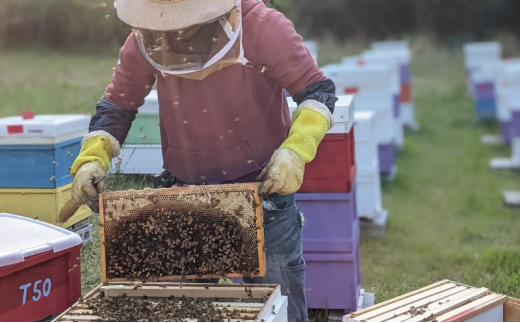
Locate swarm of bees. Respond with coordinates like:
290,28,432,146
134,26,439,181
83,295,257,322
102,190,262,280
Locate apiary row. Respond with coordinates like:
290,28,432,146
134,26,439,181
0,113,93,240
465,42,520,206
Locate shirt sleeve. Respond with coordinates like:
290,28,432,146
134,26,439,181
256,10,326,96
104,33,157,110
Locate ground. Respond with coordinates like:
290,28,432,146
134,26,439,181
1,41,519,311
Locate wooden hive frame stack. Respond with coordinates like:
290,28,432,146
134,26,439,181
345,280,520,322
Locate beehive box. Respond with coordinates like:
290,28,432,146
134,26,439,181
344,280,520,322
126,90,161,145
287,96,356,192
99,184,266,282
0,213,83,322
112,144,163,175
0,114,89,189
0,184,91,228
53,283,288,322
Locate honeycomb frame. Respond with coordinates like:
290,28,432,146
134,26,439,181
99,183,266,283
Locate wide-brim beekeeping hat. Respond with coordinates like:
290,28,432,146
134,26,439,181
116,0,238,31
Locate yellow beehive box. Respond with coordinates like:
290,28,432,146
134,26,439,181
0,184,91,228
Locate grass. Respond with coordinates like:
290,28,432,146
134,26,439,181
2,39,519,311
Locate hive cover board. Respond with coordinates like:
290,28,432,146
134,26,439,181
99,183,266,282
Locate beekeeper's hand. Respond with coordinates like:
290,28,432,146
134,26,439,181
258,101,333,199
70,134,117,212
71,162,106,212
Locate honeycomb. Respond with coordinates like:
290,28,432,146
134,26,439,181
100,184,265,282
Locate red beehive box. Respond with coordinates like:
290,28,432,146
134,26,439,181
287,95,356,192
0,213,83,322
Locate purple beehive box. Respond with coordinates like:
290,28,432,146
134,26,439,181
400,64,411,84
393,94,400,118
304,232,361,313
296,189,361,312
513,111,520,137
378,143,397,176
500,120,514,144
297,190,358,254
473,82,495,101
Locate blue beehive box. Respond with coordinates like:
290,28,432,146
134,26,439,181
475,99,497,120
0,114,90,189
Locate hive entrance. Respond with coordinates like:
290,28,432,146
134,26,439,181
100,184,265,282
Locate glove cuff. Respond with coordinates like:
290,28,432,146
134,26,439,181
281,107,330,163
70,135,114,175
83,130,121,158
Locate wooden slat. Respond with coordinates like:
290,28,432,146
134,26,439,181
403,287,489,322
369,286,469,322
504,297,520,322
101,284,273,299
254,189,267,278
60,315,103,321
347,280,451,319
98,194,107,284
437,294,507,322
353,281,458,321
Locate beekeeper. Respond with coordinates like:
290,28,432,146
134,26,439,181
70,0,337,320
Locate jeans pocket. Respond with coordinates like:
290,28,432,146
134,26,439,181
263,205,301,255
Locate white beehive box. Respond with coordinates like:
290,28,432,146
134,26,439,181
303,40,319,64
112,144,163,175
322,64,395,101
139,90,159,115
0,114,90,145
286,95,355,134
361,51,405,148
53,283,288,322
354,111,378,170
344,280,520,322
494,62,520,122
463,42,502,70
359,99,396,146
361,51,401,96
356,160,386,222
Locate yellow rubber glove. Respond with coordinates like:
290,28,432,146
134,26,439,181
258,107,330,198
69,135,113,212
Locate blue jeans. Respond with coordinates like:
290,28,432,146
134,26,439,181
244,193,308,322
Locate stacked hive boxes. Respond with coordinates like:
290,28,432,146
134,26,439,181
323,63,398,179
371,41,419,130
0,213,83,321
490,61,520,169
288,96,361,314
354,111,388,232
463,42,502,120
361,50,405,150
0,114,92,242
115,90,164,175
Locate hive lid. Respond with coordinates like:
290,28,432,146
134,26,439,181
0,114,90,142
0,213,83,268
286,95,355,134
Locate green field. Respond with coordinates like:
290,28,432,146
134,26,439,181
2,42,519,308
